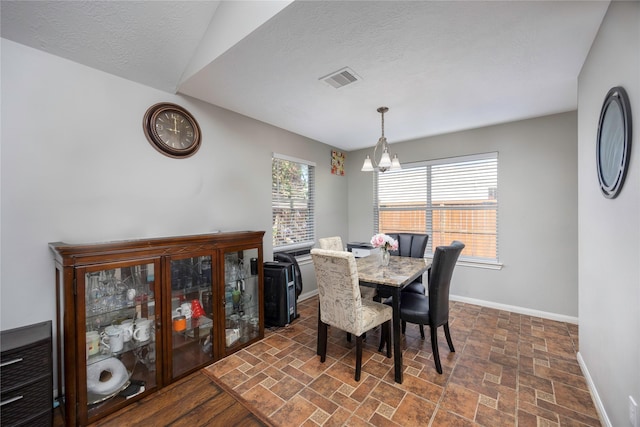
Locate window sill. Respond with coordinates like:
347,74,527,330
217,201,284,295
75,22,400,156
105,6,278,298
425,257,503,270
274,244,314,259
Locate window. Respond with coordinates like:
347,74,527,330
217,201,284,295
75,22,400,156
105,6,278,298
374,153,499,264
272,154,316,252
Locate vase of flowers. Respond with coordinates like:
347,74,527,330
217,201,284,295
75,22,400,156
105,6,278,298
370,233,398,267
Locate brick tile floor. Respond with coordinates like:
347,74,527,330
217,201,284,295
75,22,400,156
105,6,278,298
204,297,601,426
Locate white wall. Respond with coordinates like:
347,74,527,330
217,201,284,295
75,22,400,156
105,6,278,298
0,39,347,332
348,111,579,319
577,2,640,426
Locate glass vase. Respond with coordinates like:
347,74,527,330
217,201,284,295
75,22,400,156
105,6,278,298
380,248,390,267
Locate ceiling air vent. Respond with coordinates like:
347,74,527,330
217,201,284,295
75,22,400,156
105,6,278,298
320,67,361,89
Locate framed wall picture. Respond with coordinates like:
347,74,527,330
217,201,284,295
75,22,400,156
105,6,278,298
331,150,345,175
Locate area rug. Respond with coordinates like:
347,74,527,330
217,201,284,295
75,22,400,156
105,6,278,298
202,297,601,427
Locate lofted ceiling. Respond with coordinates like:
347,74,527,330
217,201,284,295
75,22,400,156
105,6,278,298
1,1,610,151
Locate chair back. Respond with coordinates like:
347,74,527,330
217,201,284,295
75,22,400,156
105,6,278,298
310,248,363,335
387,233,429,258
428,241,465,327
318,236,344,251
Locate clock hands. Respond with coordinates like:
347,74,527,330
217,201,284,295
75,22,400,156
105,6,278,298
167,116,180,135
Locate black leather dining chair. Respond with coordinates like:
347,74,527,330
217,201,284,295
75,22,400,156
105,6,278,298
397,240,464,374
386,233,429,295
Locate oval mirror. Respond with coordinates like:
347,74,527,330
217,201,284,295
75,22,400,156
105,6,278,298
596,86,632,198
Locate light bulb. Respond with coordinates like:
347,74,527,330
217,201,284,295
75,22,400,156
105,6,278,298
379,149,392,168
361,155,374,172
391,154,401,170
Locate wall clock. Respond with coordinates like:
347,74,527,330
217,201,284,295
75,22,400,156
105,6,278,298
143,103,201,158
596,86,632,199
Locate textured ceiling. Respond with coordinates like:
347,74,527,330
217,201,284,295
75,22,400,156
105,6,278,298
0,0,220,93
1,1,610,151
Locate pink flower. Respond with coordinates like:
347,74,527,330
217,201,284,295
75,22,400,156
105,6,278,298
370,234,398,251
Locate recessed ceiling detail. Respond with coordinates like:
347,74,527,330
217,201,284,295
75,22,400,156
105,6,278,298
320,67,361,89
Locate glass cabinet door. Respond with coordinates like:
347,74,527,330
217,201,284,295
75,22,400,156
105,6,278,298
224,248,261,351
82,261,157,420
168,255,214,379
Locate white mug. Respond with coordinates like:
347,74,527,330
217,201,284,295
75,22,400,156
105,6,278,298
133,318,153,342
101,325,124,352
175,303,192,320
86,331,100,357
120,319,134,343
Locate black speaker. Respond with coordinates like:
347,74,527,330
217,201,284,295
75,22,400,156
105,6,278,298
263,262,297,326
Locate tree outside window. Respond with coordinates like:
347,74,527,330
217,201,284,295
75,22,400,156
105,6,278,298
272,156,315,250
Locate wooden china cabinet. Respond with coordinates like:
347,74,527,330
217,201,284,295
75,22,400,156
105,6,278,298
50,231,264,426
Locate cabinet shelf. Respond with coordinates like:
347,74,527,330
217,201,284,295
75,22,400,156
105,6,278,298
50,231,265,426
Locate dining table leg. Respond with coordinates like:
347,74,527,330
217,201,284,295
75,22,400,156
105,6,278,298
391,287,403,383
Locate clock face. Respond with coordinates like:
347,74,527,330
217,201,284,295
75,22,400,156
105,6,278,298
143,103,201,158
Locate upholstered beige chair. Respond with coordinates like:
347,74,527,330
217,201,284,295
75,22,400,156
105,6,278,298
317,237,376,301
318,236,344,251
311,248,391,381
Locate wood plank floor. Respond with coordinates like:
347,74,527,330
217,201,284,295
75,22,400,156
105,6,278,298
54,370,270,427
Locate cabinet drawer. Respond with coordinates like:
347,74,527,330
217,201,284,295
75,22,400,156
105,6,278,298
0,377,52,426
0,341,50,390
10,410,52,427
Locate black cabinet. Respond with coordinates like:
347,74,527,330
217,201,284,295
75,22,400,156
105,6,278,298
0,321,53,427
263,262,297,326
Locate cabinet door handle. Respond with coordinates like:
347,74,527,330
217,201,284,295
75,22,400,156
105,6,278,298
0,395,24,406
0,357,23,367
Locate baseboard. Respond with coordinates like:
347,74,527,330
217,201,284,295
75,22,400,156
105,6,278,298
298,289,318,302
449,294,579,324
577,351,611,427
300,290,577,323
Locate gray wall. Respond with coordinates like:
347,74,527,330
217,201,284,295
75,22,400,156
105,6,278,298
0,39,345,331
577,2,640,426
348,111,579,319
5,7,638,421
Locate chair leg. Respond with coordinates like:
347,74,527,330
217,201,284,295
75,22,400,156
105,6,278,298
401,320,406,334
430,326,442,374
319,321,328,363
378,326,386,353
316,302,322,355
347,331,366,343
443,322,455,352
355,335,363,381
419,324,425,339
384,321,391,358
378,321,391,357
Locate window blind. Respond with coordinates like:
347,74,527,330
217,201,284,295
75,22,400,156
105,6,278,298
272,154,316,250
375,153,499,263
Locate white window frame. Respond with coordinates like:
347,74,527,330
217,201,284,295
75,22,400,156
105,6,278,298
272,153,316,254
374,152,502,269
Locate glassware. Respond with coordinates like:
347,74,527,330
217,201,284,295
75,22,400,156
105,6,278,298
381,248,390,266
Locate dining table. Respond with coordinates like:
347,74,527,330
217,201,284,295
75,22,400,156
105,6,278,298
356,254,431,384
